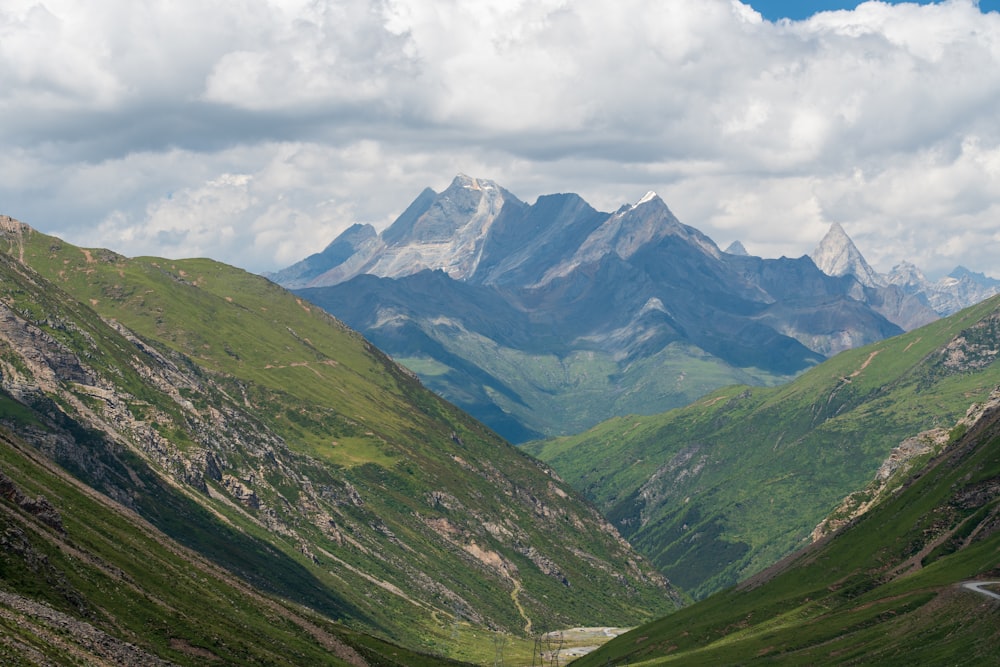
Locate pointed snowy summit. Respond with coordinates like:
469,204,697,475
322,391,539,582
635,191,659,207
810,222,883,288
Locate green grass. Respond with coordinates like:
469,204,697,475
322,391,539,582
0,225,679,661
572,383,1000,665
527,294,1000,599
422,328,791,439
0,423,463,666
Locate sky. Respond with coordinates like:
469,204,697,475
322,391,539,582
2,0,999,280
755,0,999,20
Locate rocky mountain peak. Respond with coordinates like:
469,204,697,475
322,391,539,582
634,191,660,207
265,222,381,289
811,222,884,288
390,174,509,245
950,265,1000,288
305,174,522,283
887,260,927,288
725,240,750,256
452,173,500,192
533,189,703,286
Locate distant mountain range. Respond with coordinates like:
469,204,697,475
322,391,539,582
806,220,1000,327
272,175,997,442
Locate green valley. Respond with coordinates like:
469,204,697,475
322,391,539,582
527,294,1000,600
574,387,1000,665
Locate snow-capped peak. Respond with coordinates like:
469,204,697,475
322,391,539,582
635,191,659,207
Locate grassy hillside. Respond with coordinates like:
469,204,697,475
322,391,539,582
0,393,459,666
0,219,677,663
573,390,1000,665
395,333,785,440
527,295,1000,599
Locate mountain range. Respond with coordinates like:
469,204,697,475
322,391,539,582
808,220,1000,327
0,216,677,664
275,175,929,443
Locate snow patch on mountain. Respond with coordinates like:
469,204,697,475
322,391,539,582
635,191,659,207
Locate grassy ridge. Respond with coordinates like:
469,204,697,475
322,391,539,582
574,391,1000,665
527,295,1000,599
404,326,786,439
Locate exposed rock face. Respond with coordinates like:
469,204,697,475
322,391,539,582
813,387,1000,541
937,311,1000,372
811,223,1000,325
889,263,1000,317
724,240,749,256
811,222,884,289
533,193,717,287
0,472,64,533
275,175,522,287
0,590,175,666
266,223,381,289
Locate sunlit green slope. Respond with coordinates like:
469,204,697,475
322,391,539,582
574,389,1000,665
0,406,460,666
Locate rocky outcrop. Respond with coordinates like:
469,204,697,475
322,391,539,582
0,472,64,533
0,590,175,666
813,387,1000,541
281,175,523,287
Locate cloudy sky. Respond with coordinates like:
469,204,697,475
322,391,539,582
2,0,999,279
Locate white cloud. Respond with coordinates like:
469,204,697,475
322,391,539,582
1,0,999,278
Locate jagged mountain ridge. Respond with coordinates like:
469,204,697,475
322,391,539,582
890,262,1000,316
269,175,522,288
277,175,903,442
0,216,678,662
809,221,1000,323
